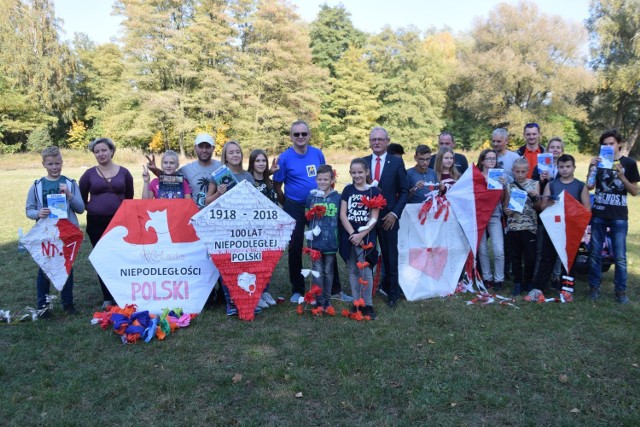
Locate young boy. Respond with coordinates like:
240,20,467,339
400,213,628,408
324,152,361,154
407,145,438,203
587,129,639,303
503,158,540,295
26,147,85,317
305,165,341,309
532,154,590,293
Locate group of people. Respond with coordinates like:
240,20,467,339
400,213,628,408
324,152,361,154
25,120,638,319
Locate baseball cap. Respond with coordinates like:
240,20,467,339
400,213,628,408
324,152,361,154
194,133,214,146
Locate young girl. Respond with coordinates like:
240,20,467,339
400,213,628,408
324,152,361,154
503,158,540,295
340,159,381,319
248,149,278,204
434,147,460,193
248,149,279,307
205,140,255,205
142,150,191,199
532,137,564,192
205,140,256,316
477,149,506,291
306,165,341,309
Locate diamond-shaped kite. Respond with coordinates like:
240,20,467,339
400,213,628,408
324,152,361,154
539,190,591,272
21,218,84,291
89,199,219,314
191,180,296,321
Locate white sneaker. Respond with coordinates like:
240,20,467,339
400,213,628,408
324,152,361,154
257,297,269,309
261,292,277,306
290,293,302,303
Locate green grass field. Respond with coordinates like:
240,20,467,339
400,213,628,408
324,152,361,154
1,150,639,426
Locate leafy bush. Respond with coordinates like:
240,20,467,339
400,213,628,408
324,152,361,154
26,125,53,152
67,120,88,150
0,142,24,154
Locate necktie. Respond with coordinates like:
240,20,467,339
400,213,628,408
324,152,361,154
374,157,381,182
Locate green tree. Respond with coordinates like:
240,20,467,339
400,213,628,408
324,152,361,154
309,4,367,77
73,35,129,142
234,0,326,152
367,27,452,150
0,0,74,148
321,45,380,149
114,0,200,151
187,0,244,150
451,1,594,146
586,0,640,155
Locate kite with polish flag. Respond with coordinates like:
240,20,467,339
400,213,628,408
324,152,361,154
539,190,591,272
20,218,84,291
446,164,503,255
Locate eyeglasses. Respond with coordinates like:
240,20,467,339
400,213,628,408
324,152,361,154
370,138,387,142
292,132,308,138
484,157,497,161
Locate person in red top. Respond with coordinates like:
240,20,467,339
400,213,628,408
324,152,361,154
517,123,546,179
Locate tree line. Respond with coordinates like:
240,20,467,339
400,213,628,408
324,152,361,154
0,0,638,156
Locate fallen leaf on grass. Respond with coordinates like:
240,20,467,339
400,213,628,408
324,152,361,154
428,339,435,344
453,355,460,361
558,374,568,383
570,408,580,413
450,403,457,407
232,373,242,384
295,392,303,398
632,363,638,368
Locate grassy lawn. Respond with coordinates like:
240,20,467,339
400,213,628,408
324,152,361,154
1,150,639,426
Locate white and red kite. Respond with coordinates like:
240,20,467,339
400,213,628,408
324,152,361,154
21,218,84,291
89,199,219,314
446,164,503,256
191,180,296,321
539,190,591,272
398,201,470,300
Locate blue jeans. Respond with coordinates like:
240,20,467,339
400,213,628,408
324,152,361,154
588,217,628,292
37,268,74,308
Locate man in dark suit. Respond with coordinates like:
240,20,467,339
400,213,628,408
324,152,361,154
363,127,409,307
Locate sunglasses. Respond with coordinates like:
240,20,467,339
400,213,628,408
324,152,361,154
292,132,308,137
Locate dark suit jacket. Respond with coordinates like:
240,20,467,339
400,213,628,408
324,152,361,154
364,154,409,220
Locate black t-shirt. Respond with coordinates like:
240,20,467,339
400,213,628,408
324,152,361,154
254,178,278,204
592,156,639,220
341,184,381,231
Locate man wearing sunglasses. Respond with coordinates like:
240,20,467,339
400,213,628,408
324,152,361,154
517,123,546,178
274,120,326,303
